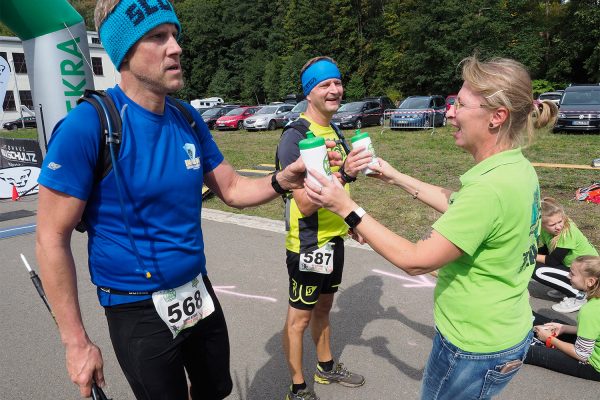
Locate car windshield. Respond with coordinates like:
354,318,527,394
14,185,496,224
226,108,246,116
539,94,561,101
202,108,222,117
291,100,307,113
338,102,365,112
399,98,430,109
560,90,600,105
255,106,278,115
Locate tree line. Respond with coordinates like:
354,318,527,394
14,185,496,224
3,1,600,104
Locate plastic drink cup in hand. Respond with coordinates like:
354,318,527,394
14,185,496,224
299,131,333,187
350,129,379,175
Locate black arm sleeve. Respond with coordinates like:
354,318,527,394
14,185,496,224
545,247,570,267
538,245,549,255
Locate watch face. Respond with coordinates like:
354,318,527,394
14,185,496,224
345,211,361,228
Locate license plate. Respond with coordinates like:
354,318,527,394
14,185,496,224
573,120,589,126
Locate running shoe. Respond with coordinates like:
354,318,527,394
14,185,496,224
285,387,319,400
552,297,587,313
314,363,365,387
546,289,564,299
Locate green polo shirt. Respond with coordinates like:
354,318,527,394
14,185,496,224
578,298,600,372
432,148,540,353
539,221,598,267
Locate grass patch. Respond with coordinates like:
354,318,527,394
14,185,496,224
206,126,600,247
0,128,38,140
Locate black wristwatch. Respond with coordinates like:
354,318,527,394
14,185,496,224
340,163,357,183
271,171,289,195
344,207,366,228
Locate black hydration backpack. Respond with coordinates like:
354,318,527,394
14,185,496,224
74,90,198,232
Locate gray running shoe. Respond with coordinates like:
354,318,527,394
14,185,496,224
552,296,587,313
314,363,365,387
285,387,319,400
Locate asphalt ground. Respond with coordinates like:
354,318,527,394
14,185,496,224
1,195,598,400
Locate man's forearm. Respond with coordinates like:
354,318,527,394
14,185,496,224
36,240,89,346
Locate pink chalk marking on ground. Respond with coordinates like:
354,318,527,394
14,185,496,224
372,269,435,288
213,286,278,302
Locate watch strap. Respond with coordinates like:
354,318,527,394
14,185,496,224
271,171,289,195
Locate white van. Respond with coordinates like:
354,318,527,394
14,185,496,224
191,97,224,110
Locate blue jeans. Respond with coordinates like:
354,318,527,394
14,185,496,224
420,328,533,400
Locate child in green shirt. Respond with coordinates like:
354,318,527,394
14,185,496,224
532,197,598,313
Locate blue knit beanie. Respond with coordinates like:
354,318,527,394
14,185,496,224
99,0,181,70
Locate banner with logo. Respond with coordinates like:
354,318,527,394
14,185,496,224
0,55,9,112
0,138,42,198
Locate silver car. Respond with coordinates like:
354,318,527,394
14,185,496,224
244,104,294,131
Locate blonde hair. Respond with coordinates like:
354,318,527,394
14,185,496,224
573,256,600,299
94,0,121,31
460,56,558,148
541,197,571,250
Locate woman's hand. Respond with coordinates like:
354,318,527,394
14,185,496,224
542,322,564,336
364,158,400,185
305,168,357,217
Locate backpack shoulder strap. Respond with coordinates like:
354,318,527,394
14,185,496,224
77,89,122,184
166,96,196,129
329,122,351,155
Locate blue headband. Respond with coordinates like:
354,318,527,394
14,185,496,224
301,60,341,96
99,0,181,70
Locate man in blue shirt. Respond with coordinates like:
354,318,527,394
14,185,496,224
35,1,311,399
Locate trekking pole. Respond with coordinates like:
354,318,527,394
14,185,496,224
20,253,112,400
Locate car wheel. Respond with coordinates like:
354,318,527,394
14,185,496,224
6,124,16,131
355,119,362,129
424,117,432,128
268,120,276,131
237,121,243,131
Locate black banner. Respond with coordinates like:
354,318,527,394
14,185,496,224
0,138,42,198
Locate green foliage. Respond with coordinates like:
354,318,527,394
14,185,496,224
532,79,558,97
64,0,600,102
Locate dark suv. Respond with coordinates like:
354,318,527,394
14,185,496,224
363,96,395,112
3,116,37,130
332,100,384,129
553,84,600,133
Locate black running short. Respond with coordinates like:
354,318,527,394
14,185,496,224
286,236,345,310
104,275,232,400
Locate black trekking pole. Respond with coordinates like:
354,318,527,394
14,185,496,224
20,253,112,400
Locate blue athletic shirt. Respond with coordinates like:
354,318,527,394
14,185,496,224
38,85,224,306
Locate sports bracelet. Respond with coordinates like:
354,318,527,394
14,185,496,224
545,333,557,348
340,163,357,183
271,171,289,195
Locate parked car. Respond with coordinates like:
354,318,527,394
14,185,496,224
201,105,238,129
244,104,294,131
363,96,395,112
389,95,446,129
2,116,37,130
284,100,308,125
214,106,259,131
538,91,563,106
331,100,383,129
553,84,600,133
445,94,457,111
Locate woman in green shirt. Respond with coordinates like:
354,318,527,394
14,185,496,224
304,56,557,399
